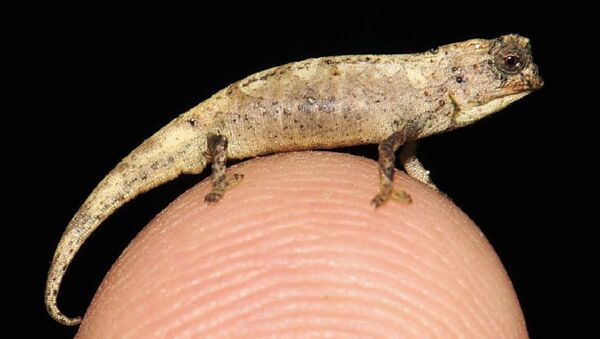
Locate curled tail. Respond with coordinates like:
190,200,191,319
46,116,208,325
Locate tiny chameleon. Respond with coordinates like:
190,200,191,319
47,34,543,325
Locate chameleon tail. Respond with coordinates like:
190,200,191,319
46,117,207,325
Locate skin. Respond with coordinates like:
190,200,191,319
47,34,543,325
77,152,528,337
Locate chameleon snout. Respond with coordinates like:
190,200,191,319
526,64,544,90
527,73,544,90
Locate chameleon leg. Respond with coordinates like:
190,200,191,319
400,141,438,190
372,131,413,207
204,133,244,203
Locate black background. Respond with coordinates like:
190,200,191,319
13,5,584,338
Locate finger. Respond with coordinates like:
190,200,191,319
77,151,527,338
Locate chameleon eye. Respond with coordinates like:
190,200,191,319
490,35,531,76
503,55,521,69
495,52,526,75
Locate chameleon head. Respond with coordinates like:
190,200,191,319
444,34,543,128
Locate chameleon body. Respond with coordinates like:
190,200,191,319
47,35,543,325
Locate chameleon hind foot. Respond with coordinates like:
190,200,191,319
204,133,244,203
205,173,244,203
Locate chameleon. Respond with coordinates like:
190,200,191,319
47,34,543,325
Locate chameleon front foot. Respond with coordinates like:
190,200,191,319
372,130,414,207
204,191,223,203
371,188,412,207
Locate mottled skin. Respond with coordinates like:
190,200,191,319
47,34,543,325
